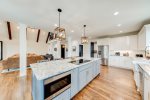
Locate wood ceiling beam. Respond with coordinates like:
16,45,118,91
7,21,12,40
36,29,40,42
46,32,50,43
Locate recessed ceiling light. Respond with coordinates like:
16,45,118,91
113,11,119,16
119,31,123,33
117,24,122,27
54,24,58,26
71,30,74,32
17,26,20,29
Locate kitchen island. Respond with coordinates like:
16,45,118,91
31,58,101,100
133,60,150,100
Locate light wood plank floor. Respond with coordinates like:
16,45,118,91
0,66,141,100
73,66,141,100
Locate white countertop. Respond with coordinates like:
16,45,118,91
31,58,100,80
133,60,150,76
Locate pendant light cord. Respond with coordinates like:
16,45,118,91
84,25,86,36
59,11,60,28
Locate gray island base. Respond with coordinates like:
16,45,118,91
31,58,101,100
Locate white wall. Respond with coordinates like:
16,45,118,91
48,40,61,59
83,43,91,58
0,22,49,59
71,40,79,57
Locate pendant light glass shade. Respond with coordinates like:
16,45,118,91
81,36,88,44
54,27,66,41
54,8,66,41
81,25,88,44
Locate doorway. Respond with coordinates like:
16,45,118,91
91,42,94,57
79,45,83,57
61,45,65,59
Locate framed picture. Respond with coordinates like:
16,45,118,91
72,46,76,52
54,48,57,51
0,41,3,60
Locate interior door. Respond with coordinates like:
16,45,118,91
61,45,65,59
90,42,94,57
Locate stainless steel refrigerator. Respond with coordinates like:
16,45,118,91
98,45,109,66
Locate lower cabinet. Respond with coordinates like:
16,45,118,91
144,73,150,100
92,61,100,78
109,56,133,69
53,88,71,100
71,68,79,98
79,60,100,91
96,60,100,76
86,66,93,83
70,60,101,99
79,68,88,91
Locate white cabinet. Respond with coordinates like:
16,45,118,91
144,73,150,100
109,56,133,69
138,24,150,50
109,35,137,51
53,88,70,100
79,60,100,91
79,68,88,91
92,60,100,78
129,35,138,50
133,64,140,91
97,38,110,46
71,68,78,98
96,60,101,75
86,66,93,83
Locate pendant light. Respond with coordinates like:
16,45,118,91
54,8,66,41
81,25,88,44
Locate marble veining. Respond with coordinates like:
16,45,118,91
133,60,150,76
31,58,100,80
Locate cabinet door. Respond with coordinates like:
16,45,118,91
79,69,87,91
71,68,78,98
129,35,138,50
87,67,93,83
144,73,150,100
96,61,100,75
92,62,97,78
53,88,71,100
138,27,146,50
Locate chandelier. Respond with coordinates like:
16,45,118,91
81,25,88,44
54,8,66,41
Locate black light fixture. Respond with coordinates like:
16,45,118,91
54,8,66,41
81,25,88,44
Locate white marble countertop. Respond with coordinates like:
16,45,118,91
31,57,100,80
133,60,150,76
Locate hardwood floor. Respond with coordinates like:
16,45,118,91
73,66,141,100
0,66,141,100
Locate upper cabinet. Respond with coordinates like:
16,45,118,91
109,35,137,51
97,38,110,46
138,24,150,50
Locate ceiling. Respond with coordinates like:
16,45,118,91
0,0,150,39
